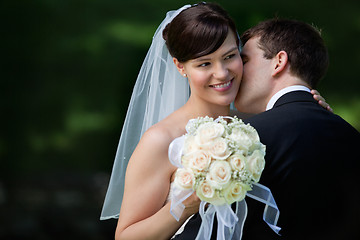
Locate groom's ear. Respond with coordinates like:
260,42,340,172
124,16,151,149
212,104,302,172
272,51,288,77
173,57,186,76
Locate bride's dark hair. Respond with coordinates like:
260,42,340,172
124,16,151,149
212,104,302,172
163,2,239,63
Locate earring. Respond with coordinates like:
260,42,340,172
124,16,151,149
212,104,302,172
183,73,187,77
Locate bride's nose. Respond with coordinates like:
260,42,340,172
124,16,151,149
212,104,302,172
212,63,228,80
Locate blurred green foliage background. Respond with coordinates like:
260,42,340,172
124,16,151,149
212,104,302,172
1,0,359,239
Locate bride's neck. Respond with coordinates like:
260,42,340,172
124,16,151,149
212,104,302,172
182,98,230,119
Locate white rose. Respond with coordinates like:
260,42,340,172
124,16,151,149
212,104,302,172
227,153,247,171
247,141,266,154
229,125,261,153
228,128,253,152
223,181,251,204
196,181,226,205
183,135,201,155
196,180,215,199
195,122,225,147
182,150,211,172
246,150,265,182
174,168,194,190
241,124,260,142
208,137,232,160
207,160,232,189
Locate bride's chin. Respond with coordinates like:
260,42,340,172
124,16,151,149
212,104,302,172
223,94,237,106
217,100,233,107
211,93,237,107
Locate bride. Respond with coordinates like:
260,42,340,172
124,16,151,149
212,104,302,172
101,3,330,240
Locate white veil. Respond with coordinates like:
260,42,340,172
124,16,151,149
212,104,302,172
100,4,191,220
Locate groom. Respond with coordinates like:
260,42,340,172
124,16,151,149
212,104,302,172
236,18,360,239
174,18,360,240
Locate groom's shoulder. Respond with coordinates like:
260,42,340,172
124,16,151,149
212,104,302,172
245,105,360,139
244,109,278,125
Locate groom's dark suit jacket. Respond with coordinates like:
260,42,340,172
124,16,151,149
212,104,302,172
174,91,360,240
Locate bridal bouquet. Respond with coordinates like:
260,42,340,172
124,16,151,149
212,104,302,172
169,117,280,239
172,116,266,205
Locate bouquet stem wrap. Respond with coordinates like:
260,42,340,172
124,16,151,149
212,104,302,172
168,117,281,239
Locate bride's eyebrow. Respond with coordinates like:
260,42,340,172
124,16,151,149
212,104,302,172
222,47,238,57
192,57,210,63
192,47,239,63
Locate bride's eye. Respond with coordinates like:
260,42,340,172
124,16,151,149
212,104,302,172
198,62,210,67
225,54,235,60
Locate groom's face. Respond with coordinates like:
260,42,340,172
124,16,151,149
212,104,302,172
234,37,274,114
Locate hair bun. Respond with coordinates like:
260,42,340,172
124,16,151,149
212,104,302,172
162,23,170,41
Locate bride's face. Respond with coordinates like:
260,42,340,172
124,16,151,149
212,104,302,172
175,31,243,107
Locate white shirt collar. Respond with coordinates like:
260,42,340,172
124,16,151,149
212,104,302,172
266,85,311,111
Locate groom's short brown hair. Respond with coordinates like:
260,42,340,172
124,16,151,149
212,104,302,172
241,18,329,88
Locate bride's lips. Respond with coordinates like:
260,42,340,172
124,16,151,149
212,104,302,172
209,79,233,92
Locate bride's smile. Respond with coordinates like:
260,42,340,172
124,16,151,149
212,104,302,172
209,79,233,91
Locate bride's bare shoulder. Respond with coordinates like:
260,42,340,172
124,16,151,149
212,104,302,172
127,121,176,177
138,119,180,152
133,111,186,163
141,124,172,146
